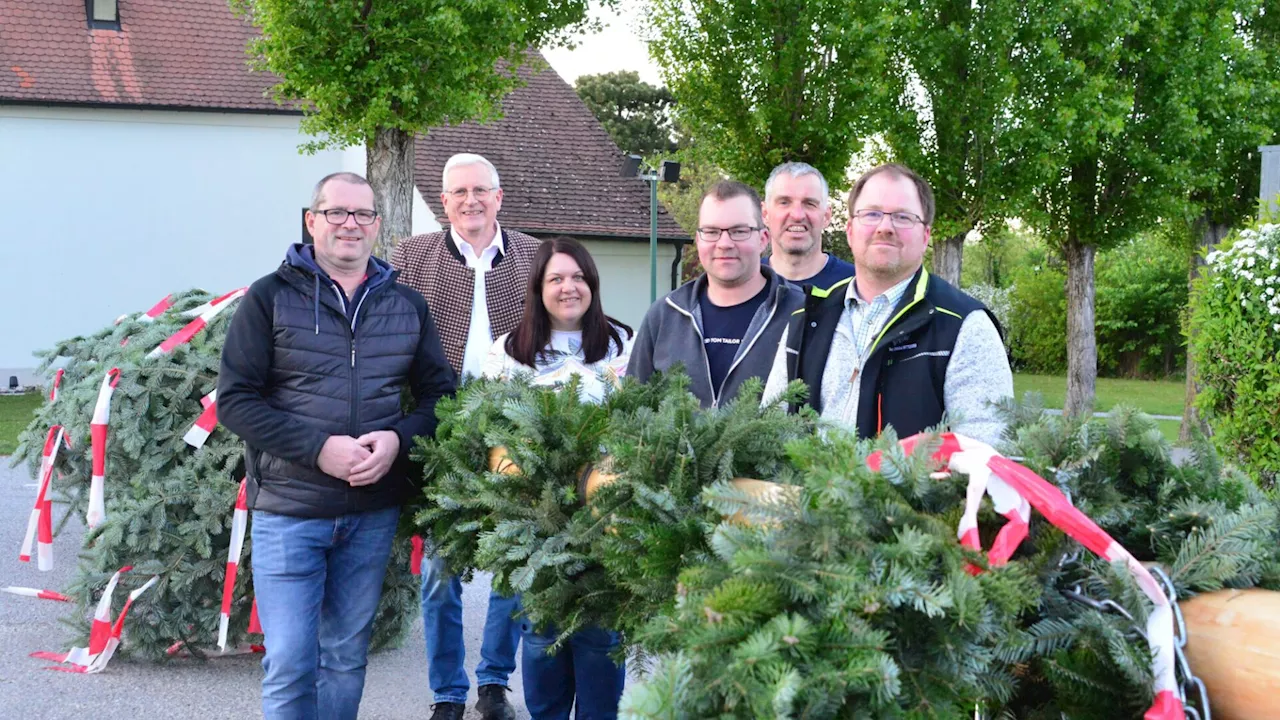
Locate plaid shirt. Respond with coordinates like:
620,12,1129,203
819,275,914,429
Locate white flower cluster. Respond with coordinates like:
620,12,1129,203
963,282,1015,337
1206,223,1280,333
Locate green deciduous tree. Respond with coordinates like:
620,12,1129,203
1177,0,1278,440
644,0,885,186
1010,0,1230,416
878,0,1026,286
575,71,679,156
232,0,601,257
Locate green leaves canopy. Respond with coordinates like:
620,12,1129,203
644,0,886,185
232,0,603,151
878,0,1026,243
1009,0,1232,251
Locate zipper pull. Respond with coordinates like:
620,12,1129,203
351,347,356,368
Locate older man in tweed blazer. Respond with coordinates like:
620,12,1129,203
390,153,539,720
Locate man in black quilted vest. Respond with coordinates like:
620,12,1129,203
218,172,455,720
762,163,1012,446
391,153,538,720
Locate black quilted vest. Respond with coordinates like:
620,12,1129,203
246,260,423,517
784,268,1001,440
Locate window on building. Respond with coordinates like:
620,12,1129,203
86,0,120,29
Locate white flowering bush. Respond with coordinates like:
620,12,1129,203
1189,222,1280,482
964,282,1015,350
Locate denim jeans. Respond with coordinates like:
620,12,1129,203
420,552,522,703
251,506,400,720
521,624,625,720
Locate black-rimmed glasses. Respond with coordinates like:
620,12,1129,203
315,208,379,226
696,226,762,242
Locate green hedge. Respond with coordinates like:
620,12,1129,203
1001,233,1187,378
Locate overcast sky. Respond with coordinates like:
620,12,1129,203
541,2,662,86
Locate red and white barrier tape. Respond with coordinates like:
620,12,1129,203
147,288,246,359
1,586,71,602
866,433,1183,720
181,288,247,319
217,479,249,651
183,390,218,449
410,535,424,576
138,294,174,323
19,426,65,570
48,369,63,403
33,566,159,673
87,369,121,529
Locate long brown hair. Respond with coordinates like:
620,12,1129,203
505,236,632,367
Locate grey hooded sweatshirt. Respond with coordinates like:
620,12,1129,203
626,266,804,408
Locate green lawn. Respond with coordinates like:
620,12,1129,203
1013,373,1185,417
0,393,42,455
1014,373,1185,444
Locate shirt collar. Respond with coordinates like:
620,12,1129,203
846,273,913,310
450,222,504,260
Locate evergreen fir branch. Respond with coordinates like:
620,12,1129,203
1169,502,1277,593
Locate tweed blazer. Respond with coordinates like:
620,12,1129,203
391,227,541,375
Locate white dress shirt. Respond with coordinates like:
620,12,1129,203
454,224,506,380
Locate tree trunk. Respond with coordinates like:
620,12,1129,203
1063,239,1097,418
932,231,965,286
1179,215,1231,442
367,127,414,260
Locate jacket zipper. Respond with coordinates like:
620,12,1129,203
665,297,717,407
329,281,374,436
716,293,779,403
667,286,781,409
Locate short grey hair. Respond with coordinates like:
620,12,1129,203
764,162,830,207
311,171,377,210
442,153,501,191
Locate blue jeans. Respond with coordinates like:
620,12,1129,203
420,552,522,703
251,506,400,720
521,624,625,720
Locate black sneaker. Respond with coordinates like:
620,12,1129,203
429,702,465,720
475,684,516,720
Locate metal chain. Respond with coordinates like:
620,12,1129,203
1057,553,1211,719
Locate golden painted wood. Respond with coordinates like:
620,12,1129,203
1182,588,1280,720
578,470,798,526
487,446,521,475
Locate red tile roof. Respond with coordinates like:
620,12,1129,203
1,4,688,242
0,0,285,112
415,57,689,242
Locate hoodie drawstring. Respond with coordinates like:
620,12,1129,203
313,274,320,335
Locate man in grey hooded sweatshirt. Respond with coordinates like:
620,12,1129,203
627,180,804,408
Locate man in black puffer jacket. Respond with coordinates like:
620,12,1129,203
218,172,455,720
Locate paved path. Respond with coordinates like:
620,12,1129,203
0,460,537,720
1041,408,1183,421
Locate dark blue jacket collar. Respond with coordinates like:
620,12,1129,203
284,243,395,290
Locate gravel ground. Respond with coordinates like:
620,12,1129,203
0,459,535,720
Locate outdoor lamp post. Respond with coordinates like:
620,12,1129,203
621,154,681,304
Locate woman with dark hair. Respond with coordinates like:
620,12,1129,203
483,236,633,403
481,236,631,719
